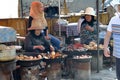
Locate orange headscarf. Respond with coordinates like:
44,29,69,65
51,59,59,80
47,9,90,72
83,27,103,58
30,1,47,27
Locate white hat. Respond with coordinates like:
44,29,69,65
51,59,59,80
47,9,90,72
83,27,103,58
81,7,96,17
28,19,45,30
110,2,115,7
114,2,120,12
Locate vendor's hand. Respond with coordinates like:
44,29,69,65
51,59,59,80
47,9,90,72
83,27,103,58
104,48,110,57
34,45,45,50
45,36,50,40
50,45,54,51
38,45,45,50
85,25,94,32
16,65,20,69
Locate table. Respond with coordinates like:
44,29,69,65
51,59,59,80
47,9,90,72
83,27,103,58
54,23,79,37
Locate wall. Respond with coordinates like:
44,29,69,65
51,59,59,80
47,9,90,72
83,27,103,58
0,18,28,37
20,0,102,17
0,12,108,37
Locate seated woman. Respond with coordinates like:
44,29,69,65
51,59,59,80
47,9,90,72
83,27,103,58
24,19,54,53
28,1,61,51
78,7,97,44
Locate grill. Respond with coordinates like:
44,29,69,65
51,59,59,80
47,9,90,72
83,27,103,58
0,60,16,80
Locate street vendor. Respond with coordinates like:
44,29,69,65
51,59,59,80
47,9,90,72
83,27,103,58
77,7,97,44
27,1,61,51
24,19,54,53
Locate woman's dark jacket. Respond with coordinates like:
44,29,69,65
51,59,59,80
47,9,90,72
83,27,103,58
24,32,51,53
80,17,97,44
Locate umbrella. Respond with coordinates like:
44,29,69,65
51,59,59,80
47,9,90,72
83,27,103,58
104,0,120,8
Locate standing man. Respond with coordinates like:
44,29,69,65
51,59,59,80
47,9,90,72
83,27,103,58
104,2,120,80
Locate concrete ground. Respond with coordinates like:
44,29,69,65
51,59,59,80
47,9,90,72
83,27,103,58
61,64,117,80
44,56,117,80
91,66,117,80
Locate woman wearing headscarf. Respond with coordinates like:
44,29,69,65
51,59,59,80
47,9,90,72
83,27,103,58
28,1,61,51
24,19,54,53
78,7,97,44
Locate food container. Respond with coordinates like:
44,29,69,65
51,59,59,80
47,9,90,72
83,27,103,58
74,38,81,43
45,58,63,80
0,60,16,80
0,48,16,61
16,52,42,67
86,50,103,71
72,55,92,80
42,52,67,80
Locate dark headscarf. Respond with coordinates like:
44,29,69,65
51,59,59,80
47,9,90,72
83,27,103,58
81,15,96,27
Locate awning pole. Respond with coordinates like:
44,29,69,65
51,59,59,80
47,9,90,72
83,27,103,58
20,0,23,18
96,0,100,73
58,0,61,37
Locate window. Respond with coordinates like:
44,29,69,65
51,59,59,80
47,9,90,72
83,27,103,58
0,0,18,19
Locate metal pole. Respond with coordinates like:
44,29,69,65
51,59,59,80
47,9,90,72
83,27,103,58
20,0,23,18
96,0,100,73
58,0,61,36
